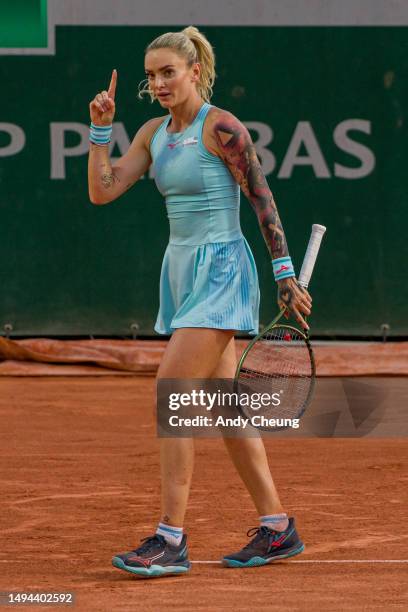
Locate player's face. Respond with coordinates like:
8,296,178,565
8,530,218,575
145,49,199,107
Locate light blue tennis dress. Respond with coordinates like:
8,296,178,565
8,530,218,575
150,102,260,335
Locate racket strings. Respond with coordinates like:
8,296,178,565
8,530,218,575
236,326,313,422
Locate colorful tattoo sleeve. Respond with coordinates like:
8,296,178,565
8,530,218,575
213,113,288,260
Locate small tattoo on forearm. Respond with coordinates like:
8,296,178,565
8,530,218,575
101,171,120,189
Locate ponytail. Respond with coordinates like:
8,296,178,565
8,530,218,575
181,26,216,102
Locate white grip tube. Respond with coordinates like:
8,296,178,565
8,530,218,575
298,224,327,288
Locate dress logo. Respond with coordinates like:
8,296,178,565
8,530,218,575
167,137,198,150
182,137,198,146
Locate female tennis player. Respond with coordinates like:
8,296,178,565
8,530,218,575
88,27,312,577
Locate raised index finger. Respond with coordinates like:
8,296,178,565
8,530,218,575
107,69,117,99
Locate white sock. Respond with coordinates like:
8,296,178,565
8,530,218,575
156,522,183,546
260,513,289,532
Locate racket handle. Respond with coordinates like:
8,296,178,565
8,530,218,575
298,224,327,288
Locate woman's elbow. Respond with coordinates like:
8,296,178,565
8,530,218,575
89,192,109,205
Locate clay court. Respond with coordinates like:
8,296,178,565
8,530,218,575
2,2,408,610
1,370,407,611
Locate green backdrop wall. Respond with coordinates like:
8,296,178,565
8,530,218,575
1,26,407,336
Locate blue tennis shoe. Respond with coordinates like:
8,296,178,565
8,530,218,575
222,518,304,568
112,534,190,578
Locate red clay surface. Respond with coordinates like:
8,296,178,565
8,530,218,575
1,377,407,611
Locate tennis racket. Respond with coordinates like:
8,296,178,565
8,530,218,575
234,224,326,431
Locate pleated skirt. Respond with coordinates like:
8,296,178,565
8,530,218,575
154,237,260,335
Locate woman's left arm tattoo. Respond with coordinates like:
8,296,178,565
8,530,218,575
213,113,288,259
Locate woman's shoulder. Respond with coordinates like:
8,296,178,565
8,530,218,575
135,115,168,149
206,105,237,124
203,106,245,153
204,105,244,134
137,115,169,147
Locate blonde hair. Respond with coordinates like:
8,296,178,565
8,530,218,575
139,26,216,103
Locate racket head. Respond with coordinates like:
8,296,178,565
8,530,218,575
234,323,315,432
